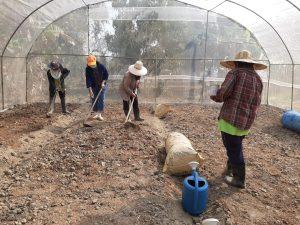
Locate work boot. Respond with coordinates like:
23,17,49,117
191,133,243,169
46,95,56,117
225,164,245,189
134,110,144,121
61,96,70,114
222,160,233,177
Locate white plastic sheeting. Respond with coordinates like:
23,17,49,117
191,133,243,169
0,0,299,62
0,0,299,109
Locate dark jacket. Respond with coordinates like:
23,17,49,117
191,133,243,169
85,61,109,89
47,64,70,96
119,72,138,101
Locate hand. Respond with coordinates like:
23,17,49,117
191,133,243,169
210,95,217,101
130,92,137,98
101,81,106,88
89,89,94,99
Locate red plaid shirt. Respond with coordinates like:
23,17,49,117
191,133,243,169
213,68,263,130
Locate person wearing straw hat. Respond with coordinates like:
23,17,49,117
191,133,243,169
119,61,147,121
210,50,267,188
85,55,109,121
46,61,70,117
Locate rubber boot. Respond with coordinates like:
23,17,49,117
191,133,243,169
134,110,144,121
225,164,245,189
61,96,70,114
222,160,233,177
46,95,56,117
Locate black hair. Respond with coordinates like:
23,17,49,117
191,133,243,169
235,61,254,69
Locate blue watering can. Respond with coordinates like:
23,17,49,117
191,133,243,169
182,161,208,216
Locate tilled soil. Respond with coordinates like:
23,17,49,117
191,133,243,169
0,103,299,225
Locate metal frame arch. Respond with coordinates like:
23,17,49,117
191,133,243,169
0,0,89,108
1,0,299,109
286,0,300,11
224,0,294,64
174,0,270,63
25,0,111,58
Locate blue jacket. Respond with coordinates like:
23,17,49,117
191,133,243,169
85,61,109,89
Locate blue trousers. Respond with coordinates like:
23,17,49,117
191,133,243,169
92,85,107,112
221,132,245,166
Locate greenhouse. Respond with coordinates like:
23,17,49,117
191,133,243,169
0,0,299,225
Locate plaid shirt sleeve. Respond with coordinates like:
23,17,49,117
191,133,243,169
214,70,236,102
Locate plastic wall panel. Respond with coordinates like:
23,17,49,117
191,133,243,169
0,0,49,53
293,65,300,111
155,59,204,104
213,2,292,64
268,65,293,109
2,57,26,107
259,68,269,105
27,55,156,104
27,55,87,103
232,0,300,64
84,0,107,5
89,3,207,58
4,0,85,57
206,13,267,60
94,57,156,103
90,3,206,21
176,0,224,10
30,8,88,55
202,60,269,105
289,0,300,8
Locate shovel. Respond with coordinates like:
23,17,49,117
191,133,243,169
83,87,103,127
124,89,139,128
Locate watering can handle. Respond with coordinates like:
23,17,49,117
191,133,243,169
193,169,199,212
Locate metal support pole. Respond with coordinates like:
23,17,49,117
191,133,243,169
1,56,3,109
291,64,295,110
266,63,271,106
155,57,157,107
201,11,209,103
25,56,28,104
87,5,90,54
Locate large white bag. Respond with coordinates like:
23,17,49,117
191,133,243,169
163,132,204,175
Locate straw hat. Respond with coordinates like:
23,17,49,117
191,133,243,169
128,61,147,76
220,50,267,70
87,55,97,67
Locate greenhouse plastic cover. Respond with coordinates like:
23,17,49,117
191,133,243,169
0,0,299,63
0,0,299,111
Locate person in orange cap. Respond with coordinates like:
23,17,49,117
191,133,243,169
85,55,109,120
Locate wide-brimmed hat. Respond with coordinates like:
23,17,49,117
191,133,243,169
128,61,147,76
220,50,267,70
87,55,97,67
48,61,60,70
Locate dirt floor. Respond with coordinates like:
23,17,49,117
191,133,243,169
0,103,299,225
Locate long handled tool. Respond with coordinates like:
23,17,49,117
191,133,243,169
83,87,103,127
124,89,138,127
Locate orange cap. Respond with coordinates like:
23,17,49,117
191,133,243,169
87,55,96,67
